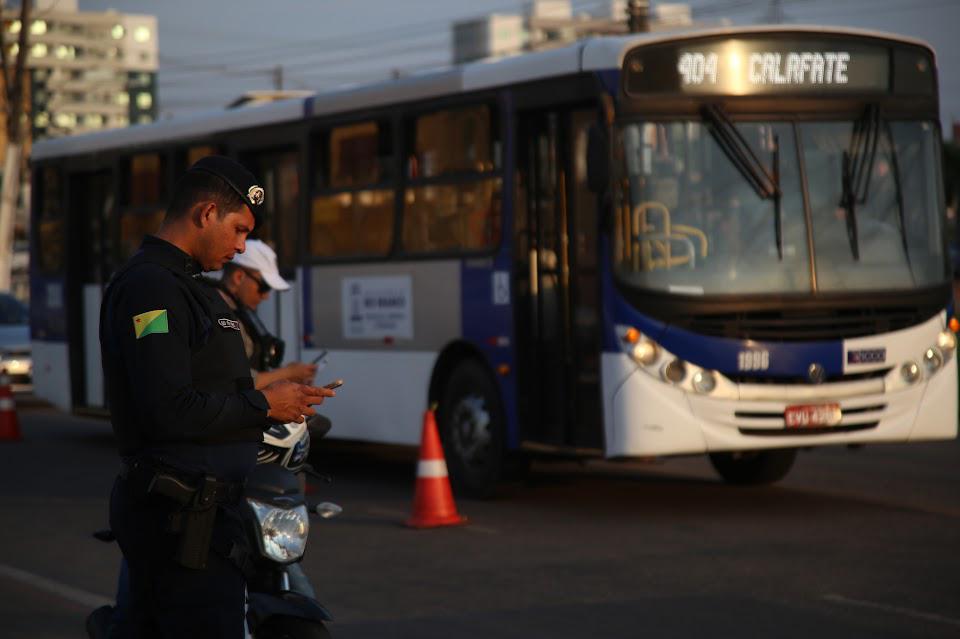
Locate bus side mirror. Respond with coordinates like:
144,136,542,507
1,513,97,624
587,123,609,194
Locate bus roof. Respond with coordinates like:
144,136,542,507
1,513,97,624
31,24,932,162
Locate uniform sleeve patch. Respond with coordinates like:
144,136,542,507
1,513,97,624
133,309,169,339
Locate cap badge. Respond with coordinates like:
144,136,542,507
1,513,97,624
247,185,265,206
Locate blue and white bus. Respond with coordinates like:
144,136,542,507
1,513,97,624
30,25,957,495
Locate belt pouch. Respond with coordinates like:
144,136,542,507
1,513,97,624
170,476,219,570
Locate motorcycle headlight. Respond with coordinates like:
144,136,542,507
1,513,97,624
247,499,309,563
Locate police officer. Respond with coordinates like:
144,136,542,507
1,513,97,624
100,155,334,638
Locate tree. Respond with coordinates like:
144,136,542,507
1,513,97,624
0,2,30,292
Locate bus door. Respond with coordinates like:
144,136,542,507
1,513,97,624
515,109,602,450
66,169,115,410
238,148,302,364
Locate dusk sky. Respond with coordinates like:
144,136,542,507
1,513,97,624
79,0,960,126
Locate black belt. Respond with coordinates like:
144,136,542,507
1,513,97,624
119,457,243,505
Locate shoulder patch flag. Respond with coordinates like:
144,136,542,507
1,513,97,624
133,309,169,339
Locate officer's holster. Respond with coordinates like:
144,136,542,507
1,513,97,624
120,459,242,570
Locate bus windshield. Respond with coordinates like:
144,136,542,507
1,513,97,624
613,118,947,296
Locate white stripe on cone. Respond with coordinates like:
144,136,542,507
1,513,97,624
0,399,14,410
417,459,448,478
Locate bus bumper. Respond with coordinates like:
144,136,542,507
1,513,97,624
601,352,958,458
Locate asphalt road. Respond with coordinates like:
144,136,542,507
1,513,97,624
1,404,958,638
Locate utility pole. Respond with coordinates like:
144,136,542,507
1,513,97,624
627,0,650,33
273,65,283,91
0,2,31,292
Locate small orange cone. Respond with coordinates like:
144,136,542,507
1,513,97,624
0,376,21,442
406,405,466,529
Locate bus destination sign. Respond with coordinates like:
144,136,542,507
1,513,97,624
625,38,892,96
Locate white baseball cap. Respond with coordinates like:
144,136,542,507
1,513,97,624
231,239,290,291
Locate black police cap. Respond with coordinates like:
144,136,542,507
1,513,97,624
187,155,265,228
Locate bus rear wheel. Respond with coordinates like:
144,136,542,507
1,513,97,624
708,449,797,485
438,359,507,499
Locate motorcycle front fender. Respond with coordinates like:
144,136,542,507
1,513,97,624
247,590,333,631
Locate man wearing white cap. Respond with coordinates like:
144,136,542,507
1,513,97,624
218,239,317,387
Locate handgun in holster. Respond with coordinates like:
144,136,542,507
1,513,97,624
165,475,219,570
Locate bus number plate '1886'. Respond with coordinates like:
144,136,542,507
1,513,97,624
738,350,769,371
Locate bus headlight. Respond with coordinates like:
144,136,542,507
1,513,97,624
937,330,957,355
631,340,659,366
662,359,687,384
901,361,921,384
922,347,943,374
692,370,716,394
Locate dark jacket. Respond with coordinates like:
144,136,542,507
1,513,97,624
100,235,269,463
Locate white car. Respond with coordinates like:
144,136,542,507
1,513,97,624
0,293,30,383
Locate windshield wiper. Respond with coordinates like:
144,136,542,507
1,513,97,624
881,119,912,270
701,105,783,259
840,104,881,261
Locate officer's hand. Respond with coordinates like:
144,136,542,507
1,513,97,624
283,362,318,384
262,380,336,423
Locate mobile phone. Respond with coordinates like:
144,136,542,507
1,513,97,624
311,350,328,365
323,379,344,390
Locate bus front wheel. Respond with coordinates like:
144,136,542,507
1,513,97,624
708,449,797,485
437,359,507,499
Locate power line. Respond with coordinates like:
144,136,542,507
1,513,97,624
156,0,959,113
159,0,620,74
159,0,531,70
160,32,449,81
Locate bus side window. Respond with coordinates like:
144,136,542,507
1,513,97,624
401,104,501,254
119,153,166,260
36,166,66,275
309,120,395,258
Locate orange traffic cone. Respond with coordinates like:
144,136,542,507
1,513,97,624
0,376,21,442
406,405,466,529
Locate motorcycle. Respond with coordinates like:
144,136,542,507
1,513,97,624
87,415,340,639
248,415,339,638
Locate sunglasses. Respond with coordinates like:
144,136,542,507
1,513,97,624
242,268,271,294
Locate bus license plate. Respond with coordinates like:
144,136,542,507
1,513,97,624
784,403,842,428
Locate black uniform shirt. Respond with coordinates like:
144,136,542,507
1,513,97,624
100,236,270,461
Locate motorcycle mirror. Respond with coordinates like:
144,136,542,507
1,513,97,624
307,414,332,439
92,529,116,543
314,502,343,519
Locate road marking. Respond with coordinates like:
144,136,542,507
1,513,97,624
0,562,112,609
823,594,960,628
